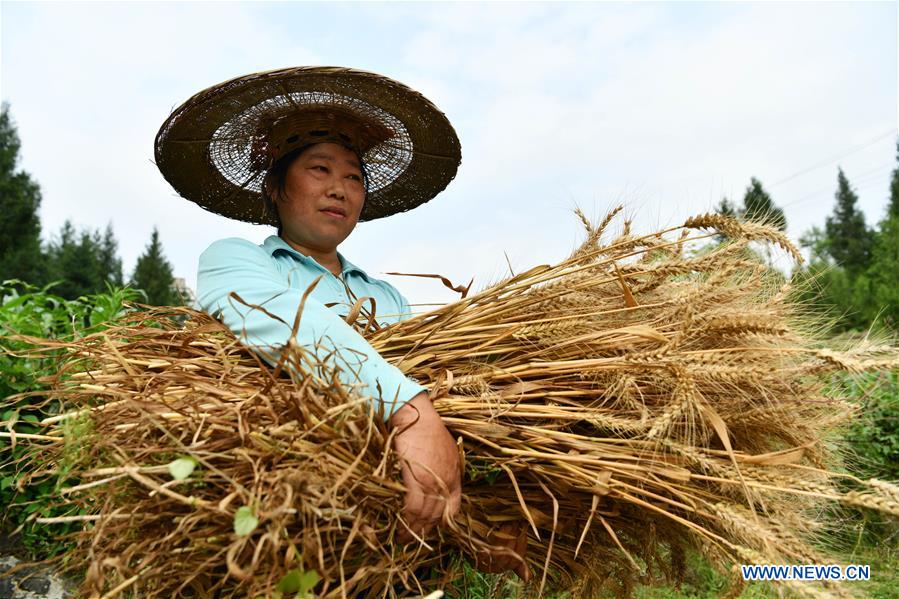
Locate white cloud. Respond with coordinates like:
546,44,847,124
1,1,895,303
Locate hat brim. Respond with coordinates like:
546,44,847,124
155,66,461,224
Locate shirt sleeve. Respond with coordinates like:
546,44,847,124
197,238,425,419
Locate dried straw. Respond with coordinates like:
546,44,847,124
9,210,899,598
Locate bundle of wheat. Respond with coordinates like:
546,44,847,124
9,210,898,598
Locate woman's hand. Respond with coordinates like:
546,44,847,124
474,522,531,581
389,392,462,543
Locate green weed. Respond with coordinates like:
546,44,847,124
0,281,139,557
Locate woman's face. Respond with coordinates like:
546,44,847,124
273,142,366,253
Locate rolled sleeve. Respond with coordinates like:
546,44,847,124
197,238,424,418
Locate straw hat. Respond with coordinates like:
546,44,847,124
155,66,461,224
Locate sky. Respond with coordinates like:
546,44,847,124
1,1,896,308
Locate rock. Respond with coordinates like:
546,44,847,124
0,576,15,597
0,552,73,598
19,575,51,594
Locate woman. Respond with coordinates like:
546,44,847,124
155,67,528,580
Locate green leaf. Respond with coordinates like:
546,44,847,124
298,570,320,596
276,568,320,596
277,570,303,594
167,456,198,481
233,506,258,537
298,571,320,597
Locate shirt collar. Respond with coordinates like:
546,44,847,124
262,235,372,281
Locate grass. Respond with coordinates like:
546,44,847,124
851,544,899,599
449,544,899,598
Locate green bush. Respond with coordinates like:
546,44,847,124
0,280,138,557
841,372,899,482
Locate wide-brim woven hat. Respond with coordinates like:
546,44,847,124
155,66,461,224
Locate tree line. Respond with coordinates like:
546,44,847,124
0,104,181,305
2,101,898,327
716,146,899,332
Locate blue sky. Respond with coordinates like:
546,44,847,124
1,1,896,306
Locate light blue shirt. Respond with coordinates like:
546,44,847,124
197,235,425,418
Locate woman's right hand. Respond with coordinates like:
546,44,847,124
389,392,462,543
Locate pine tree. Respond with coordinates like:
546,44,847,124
715,197,738,218
714,179,786,231
45,221,75,293
867,216,899,329
95,223,123,288
888,140,899,220
131,227,176,306
0,103,46,285
799,226,829,263
45,221,126,299
824,168,872,274
741,177,786,230
865,141,899,329
46,221,105,299
796,157,899,332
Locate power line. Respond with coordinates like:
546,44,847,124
782,174,891,208
845,161,894,182
769,129,895,188
780,163,893,208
